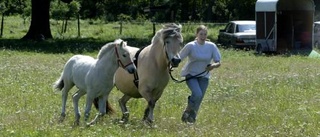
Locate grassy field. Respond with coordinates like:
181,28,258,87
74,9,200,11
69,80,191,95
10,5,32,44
1,16,320,136
1,49,320,136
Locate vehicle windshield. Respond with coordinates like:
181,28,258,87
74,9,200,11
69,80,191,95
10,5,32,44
236,24,256,33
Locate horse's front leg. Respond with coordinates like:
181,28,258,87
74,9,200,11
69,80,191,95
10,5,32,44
72,90,86,126
86,95,107,125
143,100,156,126
119,95,132,123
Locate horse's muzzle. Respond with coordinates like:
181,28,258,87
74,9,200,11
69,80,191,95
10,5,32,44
127,68,136,74
171,57,181,68
125,64,137,74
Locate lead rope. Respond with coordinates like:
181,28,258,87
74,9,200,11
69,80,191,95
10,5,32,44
168,63,209,83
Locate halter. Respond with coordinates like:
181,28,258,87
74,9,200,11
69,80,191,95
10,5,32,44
163,30,179,65
114,45,133,68
164,43,171,63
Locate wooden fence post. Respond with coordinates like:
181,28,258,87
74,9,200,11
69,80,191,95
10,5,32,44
77,14,80,37
120,21,122,35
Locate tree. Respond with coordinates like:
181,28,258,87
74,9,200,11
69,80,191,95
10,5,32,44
0,0,7,38
22,0,72,41
22,0,51,40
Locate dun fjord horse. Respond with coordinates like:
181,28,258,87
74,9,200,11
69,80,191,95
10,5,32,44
113,24,183,125
53,39,136,125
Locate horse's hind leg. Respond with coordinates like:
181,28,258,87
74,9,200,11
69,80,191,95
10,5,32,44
119,95,131,123
59,84,74,123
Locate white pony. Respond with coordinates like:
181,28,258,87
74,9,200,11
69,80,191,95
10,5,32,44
112,23,183,125
53,39,136,125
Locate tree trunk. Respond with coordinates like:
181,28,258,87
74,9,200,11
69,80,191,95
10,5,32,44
22,0,52,40
1,13,4,38
206,0,215,22
77,14,80,37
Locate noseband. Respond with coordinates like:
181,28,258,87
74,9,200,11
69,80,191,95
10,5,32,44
114,45,133,68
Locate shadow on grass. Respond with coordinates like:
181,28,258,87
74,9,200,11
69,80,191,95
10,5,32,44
0,38,150,54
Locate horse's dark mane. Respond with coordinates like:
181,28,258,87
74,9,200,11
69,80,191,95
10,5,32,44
97,39,123,59
151,23,182,46
162,23,182,32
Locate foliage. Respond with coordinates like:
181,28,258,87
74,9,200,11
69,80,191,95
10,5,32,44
0,0,257,23
66,1,80,17
51,1,80,20
51,2,69,20
0,0,320,22
1,0,319,23
212,0,232,22
0,1,6,13
117,14,133,22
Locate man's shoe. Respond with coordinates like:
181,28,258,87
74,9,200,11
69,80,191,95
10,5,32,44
186,110,196,123
181,111,190,123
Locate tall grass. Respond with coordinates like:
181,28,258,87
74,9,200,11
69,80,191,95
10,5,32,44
1,49,320,136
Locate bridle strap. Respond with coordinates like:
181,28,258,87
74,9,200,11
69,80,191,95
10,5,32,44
163,43,171,64
114,45,133,68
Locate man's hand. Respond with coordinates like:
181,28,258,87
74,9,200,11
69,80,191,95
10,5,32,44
205,62,221,71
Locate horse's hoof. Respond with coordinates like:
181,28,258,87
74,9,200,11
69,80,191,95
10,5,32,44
84,113,90,122
58,113,66,123
58,117,65,123
119,119,127,124
120,112,129,123
73,120,80,126
143,118,153,127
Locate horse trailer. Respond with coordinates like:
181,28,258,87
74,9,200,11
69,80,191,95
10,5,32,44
255,0,315,54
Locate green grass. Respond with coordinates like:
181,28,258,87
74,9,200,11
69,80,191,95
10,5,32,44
1,16,320,136
1,49,320,136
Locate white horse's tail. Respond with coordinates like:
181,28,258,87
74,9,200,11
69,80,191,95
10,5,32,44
53,77,64,91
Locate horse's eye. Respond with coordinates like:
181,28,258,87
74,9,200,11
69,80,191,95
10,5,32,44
122,54,127,58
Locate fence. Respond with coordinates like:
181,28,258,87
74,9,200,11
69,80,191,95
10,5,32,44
0,16,226,42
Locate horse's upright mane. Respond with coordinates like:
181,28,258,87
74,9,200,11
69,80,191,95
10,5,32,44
97,39,123,59
151,23,182,46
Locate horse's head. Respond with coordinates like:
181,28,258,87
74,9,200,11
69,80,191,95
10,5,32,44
114,39,136,74
162,24,183,68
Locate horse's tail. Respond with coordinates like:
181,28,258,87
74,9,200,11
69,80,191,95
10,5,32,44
93,98,115,115
53,76,64,91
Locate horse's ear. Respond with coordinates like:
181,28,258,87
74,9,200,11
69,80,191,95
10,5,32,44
176,24,182,32
120,41,124,47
